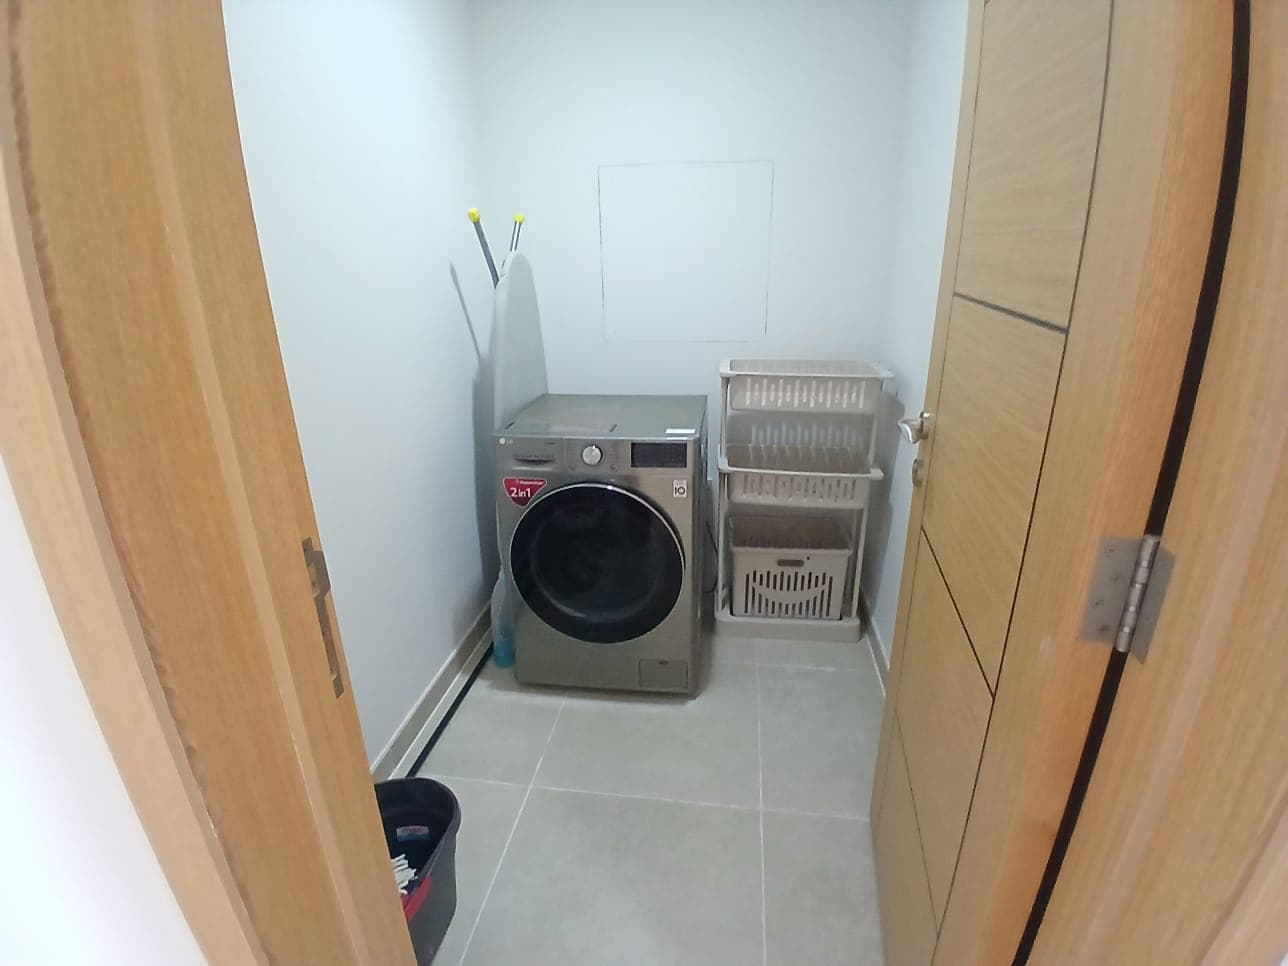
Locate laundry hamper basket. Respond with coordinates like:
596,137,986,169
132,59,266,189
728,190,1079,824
729,516,851,620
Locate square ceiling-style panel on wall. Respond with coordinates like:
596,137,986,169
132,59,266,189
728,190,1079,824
599,160,774,343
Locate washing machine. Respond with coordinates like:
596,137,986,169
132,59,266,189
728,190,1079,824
496,394,707,694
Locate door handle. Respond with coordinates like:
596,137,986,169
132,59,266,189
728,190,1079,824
898,411,933,444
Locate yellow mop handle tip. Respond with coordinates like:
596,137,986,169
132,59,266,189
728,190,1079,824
514,213,525,223
467,208,480,222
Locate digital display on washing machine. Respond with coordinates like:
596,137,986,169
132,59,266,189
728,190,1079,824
631,442,688,468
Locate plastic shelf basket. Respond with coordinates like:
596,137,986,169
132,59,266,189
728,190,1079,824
721,359,892,414
729,516,851,621
720,415,884,509
721,457,881,509
715,357,892,636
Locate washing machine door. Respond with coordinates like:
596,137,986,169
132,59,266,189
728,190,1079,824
510,482,685,644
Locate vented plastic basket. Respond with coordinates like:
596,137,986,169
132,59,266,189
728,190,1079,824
722,460,879,509
730,516,851,621
722,359,892,414
720,406,882,509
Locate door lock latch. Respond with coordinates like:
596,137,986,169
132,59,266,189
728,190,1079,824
303,537,345,698
898,411,934,444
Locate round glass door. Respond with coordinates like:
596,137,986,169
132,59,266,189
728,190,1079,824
510,483,685,644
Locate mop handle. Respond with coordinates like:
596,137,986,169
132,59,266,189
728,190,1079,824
510,213,524,252
468,208,499,287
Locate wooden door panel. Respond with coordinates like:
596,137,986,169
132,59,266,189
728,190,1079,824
896,536,992,921
874,720,938,966
922,298,1064,686
1031,8,1288,956
147,7,413,960
868,0,989,840
1202,808,1288,966
955,0,1111,326
7,10,353,962
5,4,414,962
934,0,1231,957
877,0,1229,961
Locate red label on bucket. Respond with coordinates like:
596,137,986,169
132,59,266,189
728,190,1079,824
504,477,547,507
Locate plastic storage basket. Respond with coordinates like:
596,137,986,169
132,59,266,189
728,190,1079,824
720,413,883,509
722,359,892,414
729,516,851,621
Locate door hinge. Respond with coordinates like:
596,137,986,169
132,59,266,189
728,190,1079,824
303,537,345,697
1079,535,1174,661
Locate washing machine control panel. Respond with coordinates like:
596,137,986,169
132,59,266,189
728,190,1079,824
499,435,695,478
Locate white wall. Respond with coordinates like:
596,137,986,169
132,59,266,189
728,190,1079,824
861,0,968,658
222,0,962,764
0,461,203,965
223,0,497,761
469,0,965,654
467,0,908,446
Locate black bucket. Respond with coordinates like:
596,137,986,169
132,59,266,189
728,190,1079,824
374,778,461,963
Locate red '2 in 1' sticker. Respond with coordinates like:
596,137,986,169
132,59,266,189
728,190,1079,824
504,477,547,507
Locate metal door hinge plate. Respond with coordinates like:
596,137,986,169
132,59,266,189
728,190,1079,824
1080,535,1174,661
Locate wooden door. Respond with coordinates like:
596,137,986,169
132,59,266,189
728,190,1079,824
1030,6,1287,960
0,3,414,963
871,1,1232,963
874,719,938,966
895,536,991,921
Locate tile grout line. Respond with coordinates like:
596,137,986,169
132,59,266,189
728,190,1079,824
424,774,871,823
420,772,528,790
763,805,870,822
453,782,534,965
758,661,870,673
870,644,887,698
754,654,768,966
726,655,873,674
531,782,759,813
455,696,567,965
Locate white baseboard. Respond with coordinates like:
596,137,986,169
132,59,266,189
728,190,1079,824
370,603,492,781
857,589,889,691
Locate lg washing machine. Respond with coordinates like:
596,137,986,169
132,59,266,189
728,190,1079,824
495,394,707,694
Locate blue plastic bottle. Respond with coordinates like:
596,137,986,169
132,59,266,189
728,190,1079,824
490,576,515,668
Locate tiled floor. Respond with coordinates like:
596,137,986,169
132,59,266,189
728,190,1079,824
419,633,886,965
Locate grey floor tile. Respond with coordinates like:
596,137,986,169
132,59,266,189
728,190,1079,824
756,635,875,672
759,666,883,817
469,657,569,708
482,633,748,713
534,701,761,807
416,776,527,966
763,811,883,965
462,788,763,966
525,651,759,719
708,632,759,665
534,660,760,806
419,694,560,784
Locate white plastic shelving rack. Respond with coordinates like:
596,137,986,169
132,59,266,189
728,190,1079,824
715,358,892,642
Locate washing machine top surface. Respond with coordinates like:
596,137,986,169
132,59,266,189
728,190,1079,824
501,394,706,441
